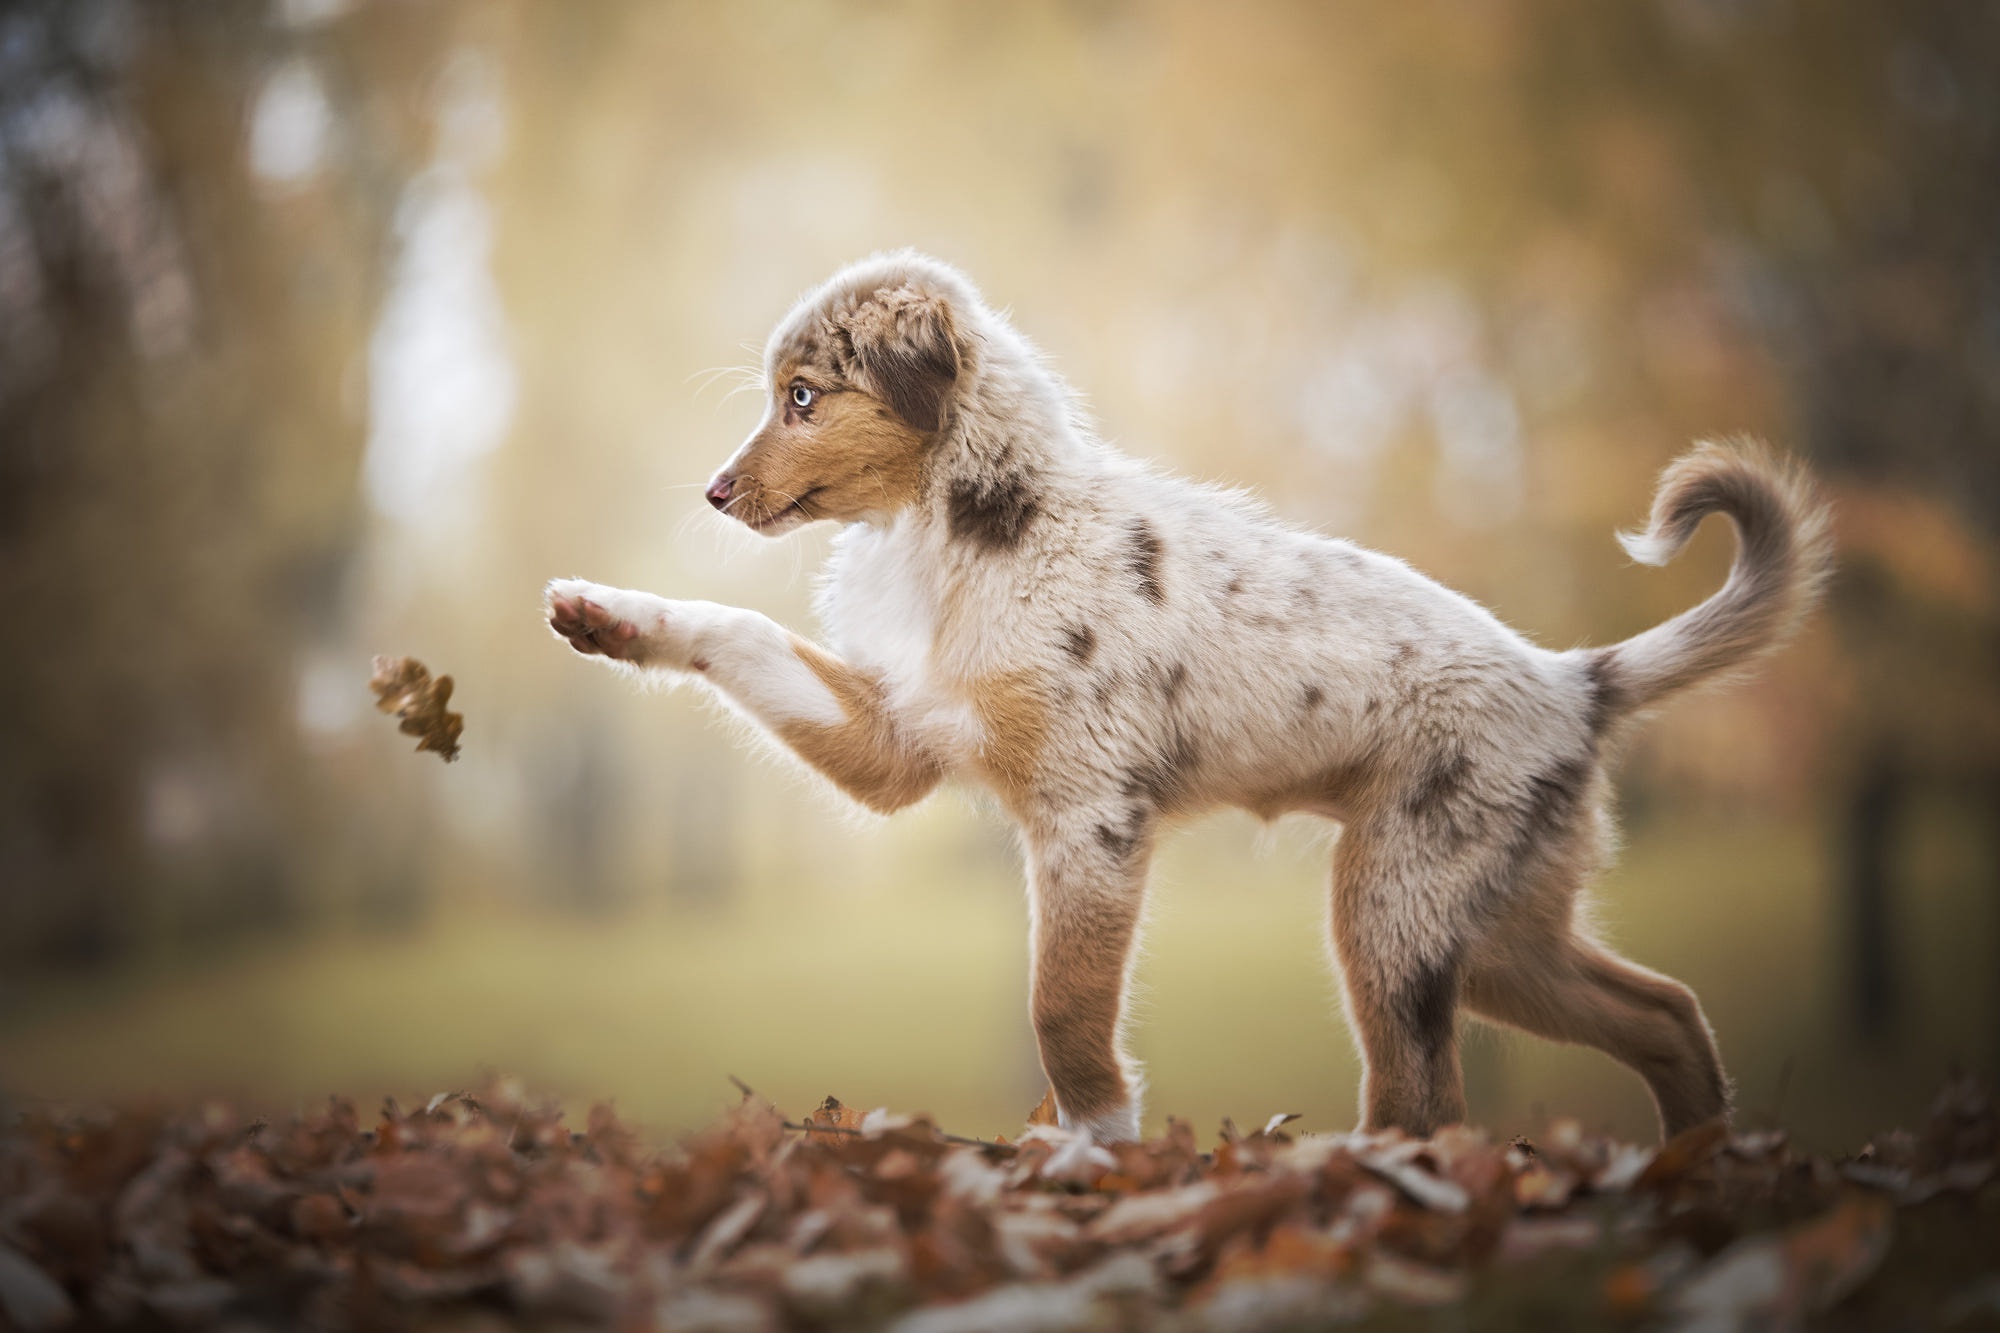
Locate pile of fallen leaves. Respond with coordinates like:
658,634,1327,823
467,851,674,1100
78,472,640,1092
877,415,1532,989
0,1080,1994,1332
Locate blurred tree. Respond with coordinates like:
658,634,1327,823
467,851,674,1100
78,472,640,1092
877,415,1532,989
0,0,454,970
1430,0,2000,1045
1638,0,2000,1041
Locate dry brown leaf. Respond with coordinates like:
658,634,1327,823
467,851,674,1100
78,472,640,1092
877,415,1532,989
805,1095,866,1134
1025,1087,1059,1129
0,1077,1989,1329
1669,1192,1894,1328
1636,1117,1730,1191
369,655,463,762
1512,1161,1578,1210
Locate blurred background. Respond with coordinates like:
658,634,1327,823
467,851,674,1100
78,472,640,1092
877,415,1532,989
1,0,1995,1149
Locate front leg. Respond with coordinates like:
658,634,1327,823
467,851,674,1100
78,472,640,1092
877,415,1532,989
1026,814,1155,1143
545,579,942,814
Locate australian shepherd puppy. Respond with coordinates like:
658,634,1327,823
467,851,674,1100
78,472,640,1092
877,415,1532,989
546,251,1831,1144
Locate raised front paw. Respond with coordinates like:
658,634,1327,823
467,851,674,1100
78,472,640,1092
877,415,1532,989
545,578,660,664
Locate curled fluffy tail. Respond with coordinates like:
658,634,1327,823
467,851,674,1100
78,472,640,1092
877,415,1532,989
1590,441,1834,720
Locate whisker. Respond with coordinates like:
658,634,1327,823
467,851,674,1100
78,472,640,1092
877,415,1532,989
669,504,711,548
689,362,767,405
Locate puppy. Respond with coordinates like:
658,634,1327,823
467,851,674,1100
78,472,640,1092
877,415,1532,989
546,252,1832,1144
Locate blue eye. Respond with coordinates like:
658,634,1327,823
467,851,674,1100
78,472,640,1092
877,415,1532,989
791,385,814,409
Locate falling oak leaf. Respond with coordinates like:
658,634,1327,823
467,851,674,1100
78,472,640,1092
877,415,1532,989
370,656,464,762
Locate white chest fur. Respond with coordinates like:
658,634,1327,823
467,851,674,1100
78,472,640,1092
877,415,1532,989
818,524,983,762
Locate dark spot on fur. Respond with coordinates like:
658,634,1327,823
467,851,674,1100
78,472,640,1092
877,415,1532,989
1407,747,1473,819
1519,757,1592,845
1094,806,1152,861
1309,761,1371,810
1403,747,1492,852
1399,952,1461,1062
1582,651,1619,739
1364,696,1380,714
1461,753,1599,923
851,294,960,431
1062,625,1097,664
1390,641,1417,670
1128,520,1166,604
1161,661,1187,703
948,471,1040,551
1121,729,1199,812
1302,683,1324,711
1292,579,1319,612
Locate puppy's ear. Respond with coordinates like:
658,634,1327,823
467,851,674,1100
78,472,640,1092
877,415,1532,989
842,285,960,434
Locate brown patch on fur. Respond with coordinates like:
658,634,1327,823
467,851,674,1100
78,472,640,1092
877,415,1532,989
776,638,943,814
1031,884,1142,1122
1463,935,1728,1138
840,283,960,432
1061,625,1097,664
968,670,1049,813
1246,760,1377,822
1330,828,1469,1137
726,385,933,528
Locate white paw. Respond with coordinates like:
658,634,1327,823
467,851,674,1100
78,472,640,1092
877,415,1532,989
544,578,678,666
1059,1100,1142,1145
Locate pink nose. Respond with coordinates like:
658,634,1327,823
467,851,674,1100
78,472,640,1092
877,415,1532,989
705,476,735,510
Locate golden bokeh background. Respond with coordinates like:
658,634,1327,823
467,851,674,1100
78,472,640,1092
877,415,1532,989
1,0,1994,1148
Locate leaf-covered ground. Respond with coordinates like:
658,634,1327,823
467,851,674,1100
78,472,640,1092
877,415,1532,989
0,1079,1994,1332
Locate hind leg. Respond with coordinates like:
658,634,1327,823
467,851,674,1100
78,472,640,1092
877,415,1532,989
1329,825,1474,1137
1464,914,1730,1139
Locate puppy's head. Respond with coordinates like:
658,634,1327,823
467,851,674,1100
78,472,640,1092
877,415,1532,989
706,252,970,535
